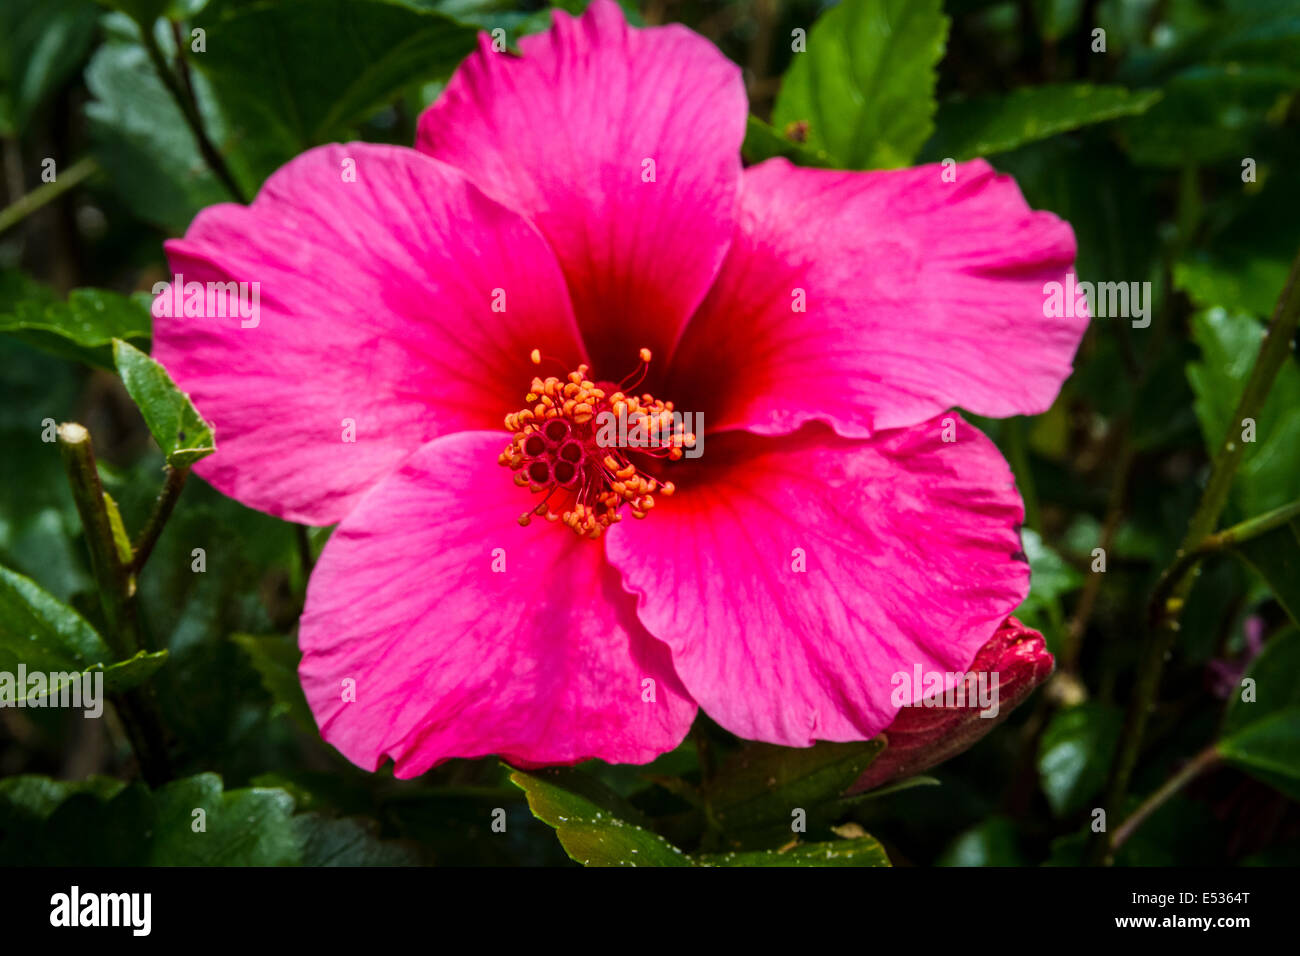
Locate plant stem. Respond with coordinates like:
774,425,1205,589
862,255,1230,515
1087,245,1300,864
138,19,248,204
131,465,190,576
1110,745,1220,853
0,156,98,236
58,423,171,786
58,424,139,655
1149,497,1300,623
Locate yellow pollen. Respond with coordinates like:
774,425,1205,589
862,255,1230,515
498,348,692,538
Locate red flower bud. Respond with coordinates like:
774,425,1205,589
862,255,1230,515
850,617,1053,793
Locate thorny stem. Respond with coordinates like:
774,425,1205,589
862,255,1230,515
57,423,171,786
1088,245,1300,865
0,156,98,236
1110,745,1221,853
131,465,190,576
138,17,248,204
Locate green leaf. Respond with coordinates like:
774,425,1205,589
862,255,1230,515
0,564,113,684
1176,171,1300,318
1118,64,1300,168
0,0,100,136
0,327,90,602
741,115,833,167
937,816,1026,866
191,0,479,188
93,648,169,693
293,813,420,866
85,15,234,232
1,773,301,865
0,564,168,702
1235,523,1300,627
1037,701,1123,817
1186,308,1300,520
1013,528,1084,655
922,84,1161,162
708,739,885,836
772,0,948,169
96,0,173,26
230,632,315,732
509,768,693,867
1222,632,1300,806
840,774,940,804
0,775,125,821
113,338,216,468
0,773,408,865
1219,708,1300,800
510,767,890,867
696,837,889,867
0,288,152,369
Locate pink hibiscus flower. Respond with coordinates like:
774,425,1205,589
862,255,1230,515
151,0,1085,776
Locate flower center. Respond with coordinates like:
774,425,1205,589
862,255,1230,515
498,348,693,538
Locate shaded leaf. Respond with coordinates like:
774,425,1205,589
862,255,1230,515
709,739,885,835
230,632,315,732
1119,64,1300,167
1222,629,1300,801
1235,522,1300,627
192,0,479,188
923,84,1160,162
937,816,1025,866
85,15,234,232
1219,708,1300,801
0,0,100,136
293,813,420,866
1037,701,1123,816
1176,171,1300,318
0,772,301,865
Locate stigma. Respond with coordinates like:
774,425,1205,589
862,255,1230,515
498,348,694,539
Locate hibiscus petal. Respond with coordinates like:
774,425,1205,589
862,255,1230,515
605,417,1028,747
152,143,582,525
669,158,1085,437
416,0,745,374
299,431,697,775
850,617,1054,793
